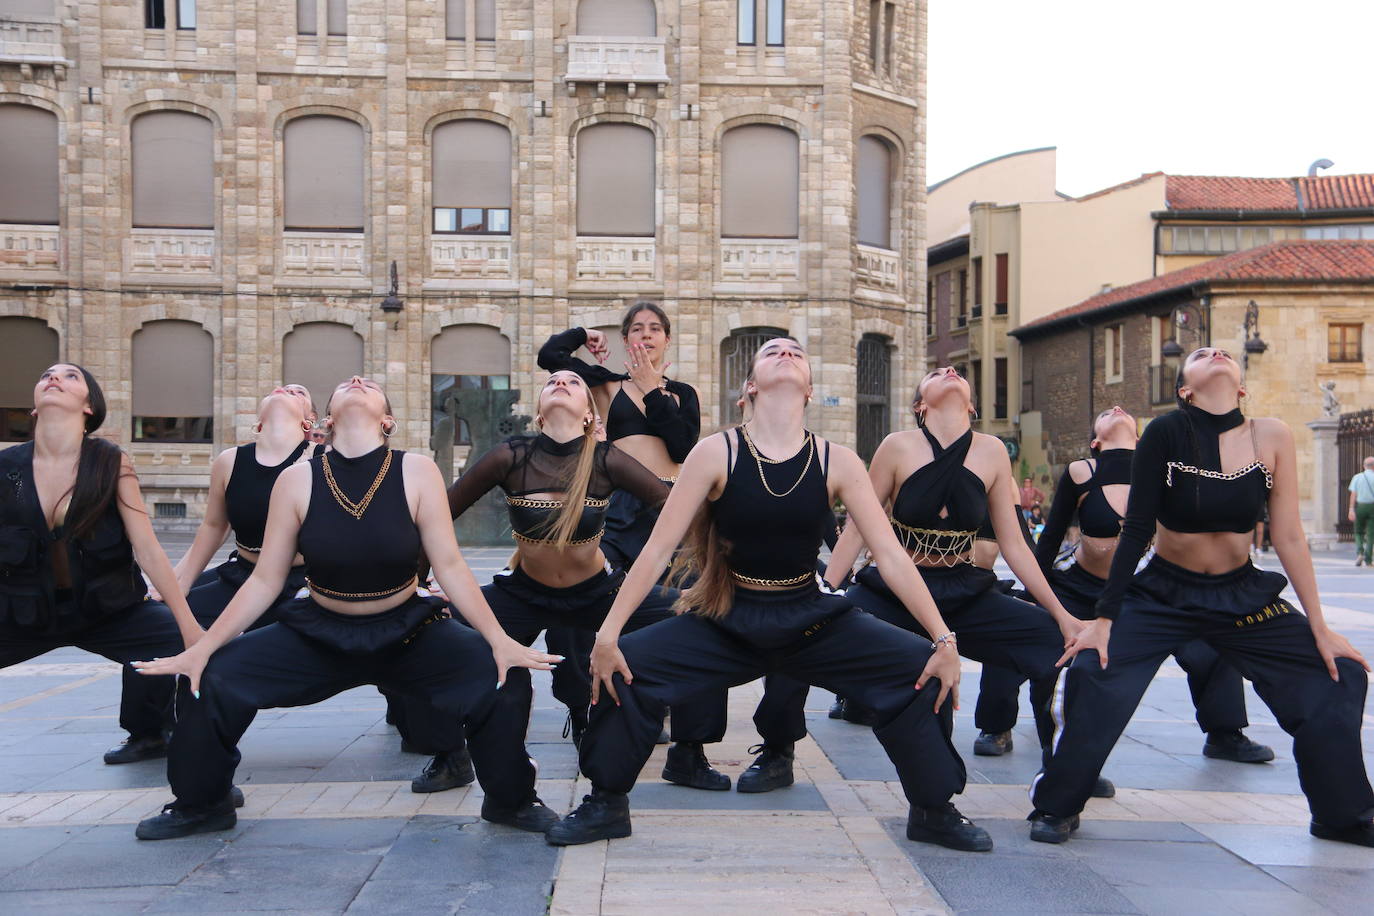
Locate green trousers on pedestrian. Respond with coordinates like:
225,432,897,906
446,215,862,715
1356,502,1374,564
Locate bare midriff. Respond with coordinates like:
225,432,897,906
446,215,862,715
1154,526,1254,575
612,434,680,481
1073,534,1118,580
309,582,418,616
235,546,307,569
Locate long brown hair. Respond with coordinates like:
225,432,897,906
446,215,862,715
538,376,600,549
44,366,138,541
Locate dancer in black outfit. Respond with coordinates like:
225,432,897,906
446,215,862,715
742,366,1081,792
537,303,728,788
0,364,203,765
409,369,723,791
133,377,560,840
548,338,988,851
1029,348,1374,846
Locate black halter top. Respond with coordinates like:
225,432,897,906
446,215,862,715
888,428,988,559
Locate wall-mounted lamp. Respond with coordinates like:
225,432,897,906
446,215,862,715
1242,299,1267,370
1160,301,1210,359
379,260,403,313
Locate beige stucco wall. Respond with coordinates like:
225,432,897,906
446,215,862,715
926,146,1060,247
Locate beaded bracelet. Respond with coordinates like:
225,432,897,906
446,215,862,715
931,632,958,650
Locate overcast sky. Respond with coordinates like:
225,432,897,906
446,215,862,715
925,0,1374,197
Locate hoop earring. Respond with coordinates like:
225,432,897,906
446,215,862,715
535,416,544,429
302,422,313,433
914,409,927,428
381,423,395,438
583,416,594,430
254,421,263,433
969,406,979,421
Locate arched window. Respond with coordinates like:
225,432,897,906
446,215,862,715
132,111,214,229
283,116,365,231
719,325,787,423
431,324,511,445
282,322,365,417
576,0,656,36
131,320,214,442
721,124,798,238
0,317,59,441
0,104,59,225
856,333,892,462
432,120,512,235
576,123,655,237
856,135,894,249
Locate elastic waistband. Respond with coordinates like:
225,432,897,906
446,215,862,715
1143,554,1257,586
731,581,822,604
297,591,438,624
1061,562,1107,588
496,561,618,597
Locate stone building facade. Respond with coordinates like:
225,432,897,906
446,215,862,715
0,0,926,518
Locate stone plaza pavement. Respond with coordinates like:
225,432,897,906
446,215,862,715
1,540,1372,914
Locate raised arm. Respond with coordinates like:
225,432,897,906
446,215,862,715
537,327,626,388
114,455,203,648
168,447,235,595
1034,464,1083,575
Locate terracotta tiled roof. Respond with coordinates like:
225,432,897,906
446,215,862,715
1164,174,1374,212
1016,240,1374,335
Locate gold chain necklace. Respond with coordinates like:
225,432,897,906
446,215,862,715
741,425,814,498
321,449,392,520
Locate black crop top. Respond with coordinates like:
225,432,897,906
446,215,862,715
297,446,420,601
447,433,669,546
888,428,988,561
714,427,832,586
1095,405,1272,619
1033,448,1132,575
224,441,310,552
537,327,702,463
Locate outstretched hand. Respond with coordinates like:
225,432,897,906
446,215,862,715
915,644,960,713
1058,618,1111,669
132,647,210,698
590,637,632,706
493,637,561,688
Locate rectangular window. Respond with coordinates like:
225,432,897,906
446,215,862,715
446,0,465,39
1105,325,1124,383
297,0,316,35
765,0,784,46
971,256,983,318
970,359,982,416
738,0,756,45
154,502,187,520
957,269,968,326
994,253,1009,314
1329,323,1364,363
925,279,935,337
327,0,346,36
177,0,195,29
936,272,953,331
433,207,511,234
133,416,213,444
145,0,166,28
883,2,895,73
994,358,1008,419
475,0,495,40
869,0,881,68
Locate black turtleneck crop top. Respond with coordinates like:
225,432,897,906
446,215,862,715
1033,448,1132,575
447,434,669,546
1094,405,1272,619
297,446,420,601
537,327,702,463
713,427,832,586
224,441,310,552
888,428,988,557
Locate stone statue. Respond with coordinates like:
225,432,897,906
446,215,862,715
1318,380,1340,418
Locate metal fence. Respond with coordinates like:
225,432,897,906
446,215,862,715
1337,408,1374,542
719,327,786,427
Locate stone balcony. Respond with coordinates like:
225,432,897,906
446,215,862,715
280,231,367,283
564,36,668,96
125,229,217,277
0,16,67,75
429,235,512,280
720,239,801,282
855,243,900,291
575,237,656,281
0,224,61,272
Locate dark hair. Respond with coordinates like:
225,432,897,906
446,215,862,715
620,301,671,339
42,366,134,541
911,367,972,428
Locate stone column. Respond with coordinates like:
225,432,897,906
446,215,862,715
1306,416,1340,551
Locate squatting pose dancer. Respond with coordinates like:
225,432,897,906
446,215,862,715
1028,348,1374,846
547,338,990,852
132,377,560,840
0,365,203,764
537,304,729,788
408,369,723,792
742,366,1082,793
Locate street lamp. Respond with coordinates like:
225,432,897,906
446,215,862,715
1160,301,1209,359
1242,299,1268,371
379,260,403,313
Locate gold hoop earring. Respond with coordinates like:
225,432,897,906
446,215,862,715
381,423,395,438
583,416,594,430
302,422,313,433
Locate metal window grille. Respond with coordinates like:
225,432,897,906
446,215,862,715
856,334,892,462
154,502,187,519
720,327,786,426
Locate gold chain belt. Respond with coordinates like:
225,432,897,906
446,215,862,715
512,528,605,546
730,570,816,587
307,574,417,601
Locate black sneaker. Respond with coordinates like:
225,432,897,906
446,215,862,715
1203,730,1275,764
828,697,847,719
562,707,589,749
840,699,880,727
1090,776,1116,799
1028,810,1080,844
231,786,245,808
103,734,167,765
661,741,730,791
1310,817,1374,847
737,743,796,794
906,803,993,851
545,791,631,846
972,730,1013,757
411,749,476,794
135,799,236,840
481,795,560,833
